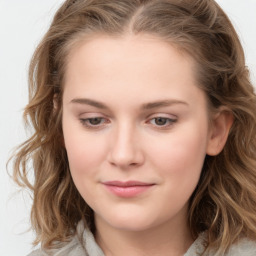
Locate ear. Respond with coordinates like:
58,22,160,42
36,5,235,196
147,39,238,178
53,93,66,148
53,93,59,110
206,108,233,156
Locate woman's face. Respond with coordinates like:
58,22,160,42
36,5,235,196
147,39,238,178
62,34,213,233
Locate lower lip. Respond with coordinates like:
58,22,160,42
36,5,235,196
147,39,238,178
103,185,153,198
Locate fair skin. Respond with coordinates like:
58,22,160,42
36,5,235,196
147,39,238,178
62,34,232,256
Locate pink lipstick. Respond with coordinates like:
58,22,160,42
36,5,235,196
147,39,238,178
102,181,154,198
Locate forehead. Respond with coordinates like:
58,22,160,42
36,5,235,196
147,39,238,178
63,34,205,110
64,34,196,83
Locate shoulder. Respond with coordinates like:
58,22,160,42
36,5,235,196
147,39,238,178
26,237,86,256
27,249,47,256
185,233,256,256
225,238,256,256
27,221,104,256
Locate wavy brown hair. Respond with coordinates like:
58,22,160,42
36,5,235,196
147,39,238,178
10,0,256,254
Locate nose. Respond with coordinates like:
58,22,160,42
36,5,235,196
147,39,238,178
107,122,144,169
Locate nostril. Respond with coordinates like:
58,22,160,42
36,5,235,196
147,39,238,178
108,148,144,168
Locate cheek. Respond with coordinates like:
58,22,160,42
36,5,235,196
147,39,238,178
62,121,107,183
63,132,107,206
66,137,105,170
147,125,208,183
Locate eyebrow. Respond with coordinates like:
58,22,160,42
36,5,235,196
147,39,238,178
70,98,188,110
70,98,108,109
141,99,188,110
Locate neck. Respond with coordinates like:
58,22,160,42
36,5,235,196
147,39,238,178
95,215,194,256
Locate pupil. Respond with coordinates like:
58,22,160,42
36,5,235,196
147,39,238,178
155,117,167,125
90,118,101,125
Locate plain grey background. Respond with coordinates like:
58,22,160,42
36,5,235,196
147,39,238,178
0,1,255,255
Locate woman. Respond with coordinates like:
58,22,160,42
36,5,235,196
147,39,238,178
11,0,256,255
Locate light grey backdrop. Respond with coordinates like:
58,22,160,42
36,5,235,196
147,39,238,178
0,1,255,255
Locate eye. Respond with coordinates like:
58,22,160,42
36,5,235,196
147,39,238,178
79,117,109,129
149,117,177,128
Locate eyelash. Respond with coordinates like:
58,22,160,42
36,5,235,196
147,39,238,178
148,117,177,129
79,116,177,130
79,117,109,129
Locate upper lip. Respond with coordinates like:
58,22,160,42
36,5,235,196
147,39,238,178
102,180,154,187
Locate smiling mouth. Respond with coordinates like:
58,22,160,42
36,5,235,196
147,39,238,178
102,180,155,198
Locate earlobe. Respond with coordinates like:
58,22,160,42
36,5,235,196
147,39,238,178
206,109,234,156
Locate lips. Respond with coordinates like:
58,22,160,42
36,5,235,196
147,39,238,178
103,180,153,187
102,180,155,198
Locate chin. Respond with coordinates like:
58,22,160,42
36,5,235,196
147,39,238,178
111,221,156,232
101,211,161,232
